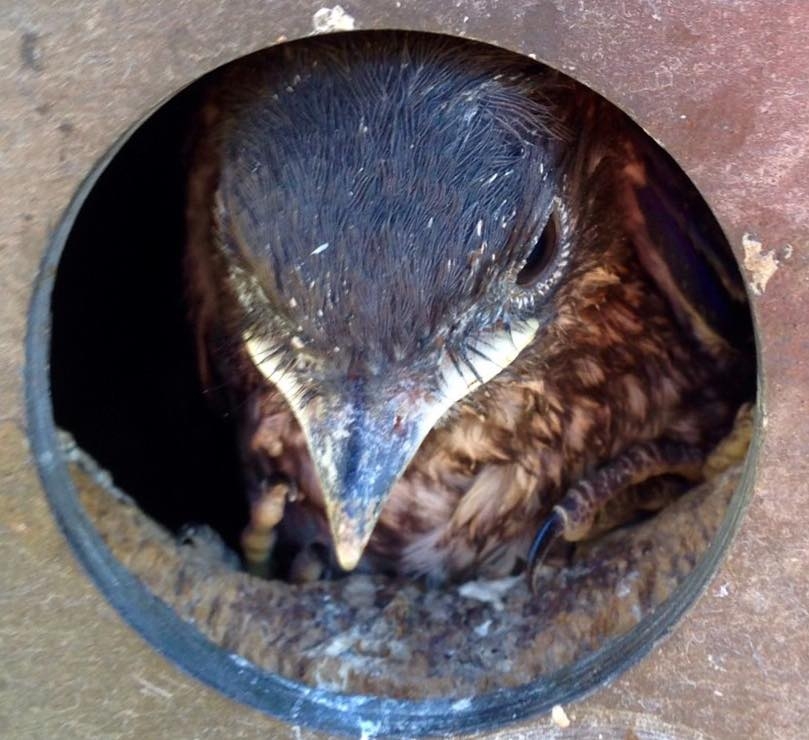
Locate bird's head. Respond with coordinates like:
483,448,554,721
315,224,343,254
209,34,580,570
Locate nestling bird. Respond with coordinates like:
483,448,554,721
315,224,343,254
185,32,752,583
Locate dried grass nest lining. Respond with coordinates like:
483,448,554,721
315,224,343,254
64,406,751,700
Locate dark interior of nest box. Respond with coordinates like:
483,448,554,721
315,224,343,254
50,84,249,551
40,31,756,735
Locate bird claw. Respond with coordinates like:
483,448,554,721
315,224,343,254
525,440,708,593
242,479,291,577
526,509,563,593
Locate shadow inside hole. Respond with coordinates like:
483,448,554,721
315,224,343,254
49,81,248,552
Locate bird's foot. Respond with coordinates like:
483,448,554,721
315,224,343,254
701,402,754,479
525,511,564,593
526,439,705,590
242,480,291,578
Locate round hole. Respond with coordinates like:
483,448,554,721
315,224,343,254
27,30,758,736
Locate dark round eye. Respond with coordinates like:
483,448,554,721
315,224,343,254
516,211,559,287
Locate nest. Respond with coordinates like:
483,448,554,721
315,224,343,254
61,405,750,699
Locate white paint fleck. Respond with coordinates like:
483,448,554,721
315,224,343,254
715,581,731,598
37,449,54,466
358,720,382,740
229,653,252,669
311,242,330,255
312,5,356,33
742,233,785,295
135,676,173,700
707,653,727,672
452,697,473,711
551,704,571,729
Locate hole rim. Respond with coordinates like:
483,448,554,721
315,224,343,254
24,49,761,738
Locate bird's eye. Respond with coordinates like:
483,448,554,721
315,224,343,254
516,211,559,287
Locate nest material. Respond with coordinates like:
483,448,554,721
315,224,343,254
64,406,750,699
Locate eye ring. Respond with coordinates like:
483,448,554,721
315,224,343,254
516,210,559,287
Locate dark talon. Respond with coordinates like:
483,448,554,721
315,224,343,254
526,510,563,592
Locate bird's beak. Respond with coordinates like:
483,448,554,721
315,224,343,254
245,335,447,571
245,318,541,571
299,383,439,571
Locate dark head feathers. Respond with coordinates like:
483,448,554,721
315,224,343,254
208,32,576,369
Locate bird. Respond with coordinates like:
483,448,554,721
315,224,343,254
184,32,753,585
